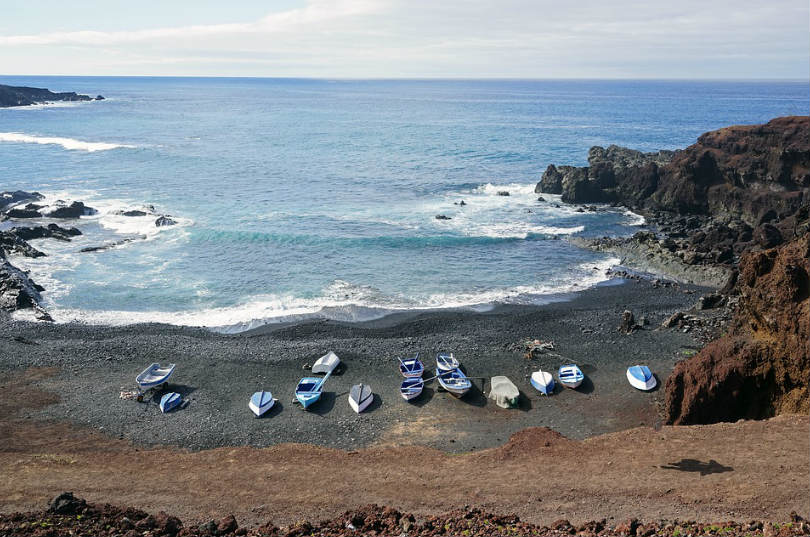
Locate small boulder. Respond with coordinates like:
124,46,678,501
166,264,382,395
95,95,105,100
48,492,86,515
753,223,782,249
48,201,96,218
217,514,238,534
434,214,451,220
118,210,148,217
6,208,41,218
155,215,177,227
497,190,510,196
618,310,637,334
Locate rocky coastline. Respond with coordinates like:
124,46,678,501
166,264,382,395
536,115,810,425
0,83,103,107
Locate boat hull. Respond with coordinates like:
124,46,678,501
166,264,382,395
627,366,657,391
399,359,425,378
136,363,176,391
349,384,373,413
400,378,424,401
530,371,555,395
436,368,471,398
296,393,321,409
159,392,181,413
558,365,584,389
436,352,459,372
249,391,275,417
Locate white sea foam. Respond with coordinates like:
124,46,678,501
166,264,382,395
0,132,135,152
34,257,621,333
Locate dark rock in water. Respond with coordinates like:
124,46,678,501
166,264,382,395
618,309,637,334
435,215,451,221
5,208,42,218
48,201,96,218
754,223,783,249
115,209,149,217
575,207,585,213
48,492,87,515
537,164,563,194
155,215,177,227
0,257,48,315
537,196,546,202
0,83,94,107
0,190,44,211
453,200,467,206
80,236,144,253
95,95,105,100
0,231,46,257
497,191,510,196
12,224,81,242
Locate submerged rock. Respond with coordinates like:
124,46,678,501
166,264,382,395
47,201,96,218
435,214,451,220
155,215,177,227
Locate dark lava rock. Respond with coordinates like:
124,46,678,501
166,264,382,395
0,231,46,258
434,214,451,221
0,190,44,211
696,293,726,310
12,224,81,242
116,209,148,217
537,164,563,194
156,215,177,226
95,95,105,100
497,190,510,196
48,492,86,515
0,83,94,107
5,208,41,219
537,196,546,202
48,201,96,218
618,310,637,334
754,222,783,249
217,514,238,534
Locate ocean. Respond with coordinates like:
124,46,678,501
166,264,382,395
0,77,806,331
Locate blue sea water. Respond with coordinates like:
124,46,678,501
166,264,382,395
0,77,807,331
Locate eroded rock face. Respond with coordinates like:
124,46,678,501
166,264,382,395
665,234,810,424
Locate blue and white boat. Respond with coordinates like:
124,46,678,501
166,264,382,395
249,390,275,417
557,364,584,389
626,365,657,391
436,368,471,398
295,370,332,409
436,352,459,372
398,353,424,378
400,377,424,401
159,392,182,413
530,369,555,395
136,363,175,391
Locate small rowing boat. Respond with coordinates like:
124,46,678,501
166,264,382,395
558,364,584,389
249,390,275,417
312,351,340,374
436,367,471,398
136,363,175,391
530,369,555,395
295,370,332,409
159,392,182,413
626,365,657,391
436,352,459,372
400,377,424,401
348,383,373,413
398,353,424,378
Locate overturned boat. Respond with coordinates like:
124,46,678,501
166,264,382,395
159,392,182,413
312,351,340,375
626,365,657,391
488,376,520,408
249,390,275,417
530,369,555,395
348,383,374,413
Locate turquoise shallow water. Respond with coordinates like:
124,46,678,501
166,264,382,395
0,77,807,330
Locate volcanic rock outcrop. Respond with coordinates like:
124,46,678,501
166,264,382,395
0,83,100,107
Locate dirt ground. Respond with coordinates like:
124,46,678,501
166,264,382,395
1,367,807,528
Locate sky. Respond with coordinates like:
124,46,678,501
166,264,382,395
0,0,808,78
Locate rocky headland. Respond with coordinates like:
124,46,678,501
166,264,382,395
0,83,103,107
537,116,810,426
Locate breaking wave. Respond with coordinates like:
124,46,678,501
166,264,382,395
0,132,135,152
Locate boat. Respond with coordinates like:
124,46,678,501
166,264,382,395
136,363,175,391
435,367,471,398
626,365,657,391
400,377,424,401
348,383,373,413
436,352,459,371
249,390,275,417
398,353,424,378
295,370,332,409
530,369,555,395
312,351,340,374
159,392,182,413
558,364,584,389
488,376,520,408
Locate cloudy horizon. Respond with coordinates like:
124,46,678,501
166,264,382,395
1,0,808,79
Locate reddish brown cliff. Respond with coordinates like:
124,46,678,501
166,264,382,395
665,233,809,424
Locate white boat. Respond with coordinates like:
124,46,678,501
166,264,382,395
530,369,555,395
249,390,275,417
400,377,424,401
436,368,471,398
136,363,175,391
627,365,657,391
436,352,459,371
558,364,584,389
398,353,424,378
159,392,182,413
488,376,520,408
312,351,340,374
348,383,373,413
